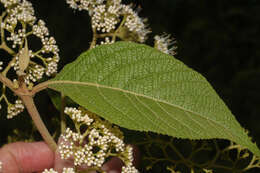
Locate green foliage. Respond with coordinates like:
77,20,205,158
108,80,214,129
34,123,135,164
135,133,260,173
47,41,260,157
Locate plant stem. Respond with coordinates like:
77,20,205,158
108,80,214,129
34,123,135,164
20,95,57,151
0,42,15,55
60,93,66,133
0,12,7,43
90,28,97,49
0,74,15,92
0,74,57,151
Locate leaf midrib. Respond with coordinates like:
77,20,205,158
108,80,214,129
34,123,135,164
48,80,243,142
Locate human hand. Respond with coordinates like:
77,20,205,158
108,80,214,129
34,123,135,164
0,142,53,173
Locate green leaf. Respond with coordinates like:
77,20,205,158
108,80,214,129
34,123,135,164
47,41,260,157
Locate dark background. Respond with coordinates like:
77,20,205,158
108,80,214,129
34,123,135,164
1,0,260,171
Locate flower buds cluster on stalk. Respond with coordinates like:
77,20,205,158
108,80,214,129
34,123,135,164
0,0,59,118
43,107,138,173
66,0,150,47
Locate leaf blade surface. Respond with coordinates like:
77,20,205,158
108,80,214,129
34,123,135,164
48,42,260,157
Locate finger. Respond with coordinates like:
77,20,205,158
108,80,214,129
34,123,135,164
102,157,124,173
0,142,54,173
54,136,75,172
54,149,74,173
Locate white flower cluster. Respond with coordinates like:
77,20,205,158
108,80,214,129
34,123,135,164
66,0,104,12
154,34,177,56
6,29,26,48
100,37,115,45
2,0,35,32
59,107,138,171
25,64,45,83
41,37,59,55
32,20,49,38
92,3,120,33
0,0,60,84
10,49,45,84
66,0,150,43
0,0,19,8
64,107,93,125
122,4,150,42
59,125,124,167
42,168,75,173
124,145,134,164
88,126,125,152
122,165,139,173
121,145,138,173
45,57,59,76
7,99,24,119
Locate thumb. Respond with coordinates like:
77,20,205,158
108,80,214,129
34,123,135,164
0,142,54,173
